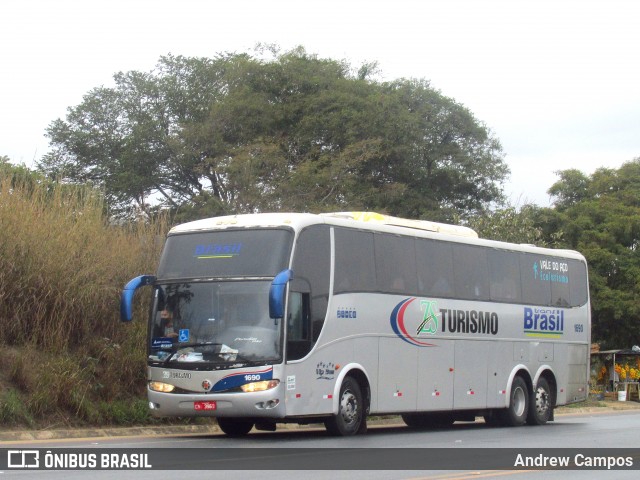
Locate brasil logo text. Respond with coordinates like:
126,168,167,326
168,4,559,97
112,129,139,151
390,298,438,347
523,307,564,338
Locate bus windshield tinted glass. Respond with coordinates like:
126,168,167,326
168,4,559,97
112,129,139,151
157,229,293,280
149,281,281,365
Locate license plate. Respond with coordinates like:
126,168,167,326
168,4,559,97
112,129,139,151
194,401,217,411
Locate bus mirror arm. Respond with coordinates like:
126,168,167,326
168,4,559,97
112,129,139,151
269,269,293,320
120,275,156,322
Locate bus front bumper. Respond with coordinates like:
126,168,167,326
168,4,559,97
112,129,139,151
147,385,286,418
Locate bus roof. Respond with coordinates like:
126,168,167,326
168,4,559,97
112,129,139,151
170,211,476,237
168,212,585,261
321,212,478,238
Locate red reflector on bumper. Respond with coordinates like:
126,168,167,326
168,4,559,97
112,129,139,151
194,401,217,411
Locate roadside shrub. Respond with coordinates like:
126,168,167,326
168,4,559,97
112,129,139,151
0,389,35,427
0,177,166,349
0,176,168,426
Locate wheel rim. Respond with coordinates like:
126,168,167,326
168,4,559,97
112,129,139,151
535,386,549,416
513,386,526,417
339,388,358,425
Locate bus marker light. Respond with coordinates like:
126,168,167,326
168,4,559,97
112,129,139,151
296,393,301,398
432,391,440,397
323,395,333,399
194,401,216,411
394,391,403,397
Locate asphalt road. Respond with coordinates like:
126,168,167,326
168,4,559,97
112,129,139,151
1,409,640,479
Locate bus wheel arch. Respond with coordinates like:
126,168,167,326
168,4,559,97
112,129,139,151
325,366,370,436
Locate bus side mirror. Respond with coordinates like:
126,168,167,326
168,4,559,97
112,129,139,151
269,269,293,320
120,275,156,322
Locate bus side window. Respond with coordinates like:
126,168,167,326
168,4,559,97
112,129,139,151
452,244,490,301
488,249,522,303
520,253,551,306
416,238,454,297
569,259,589,307
334,229,376,293
374,233,417,294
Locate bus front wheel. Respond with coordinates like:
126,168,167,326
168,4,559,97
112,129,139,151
325,376,367,436
217,418,254,437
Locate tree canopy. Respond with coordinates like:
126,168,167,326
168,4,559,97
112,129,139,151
469,159,640,349
39,48,508,221
542,159,640,348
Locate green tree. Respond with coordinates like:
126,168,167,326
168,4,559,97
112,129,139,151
468,203,557,246
542,159,640,348
39,48,508,221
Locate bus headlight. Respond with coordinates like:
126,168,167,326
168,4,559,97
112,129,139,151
149,381,175,393
240,380,280,392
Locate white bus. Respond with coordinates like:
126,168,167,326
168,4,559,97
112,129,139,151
120,212,590,436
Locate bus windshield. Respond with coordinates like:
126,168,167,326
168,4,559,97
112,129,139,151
157,228,293,280
149,281,281,366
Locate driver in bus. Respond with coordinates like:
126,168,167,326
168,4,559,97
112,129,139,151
154,307,178,339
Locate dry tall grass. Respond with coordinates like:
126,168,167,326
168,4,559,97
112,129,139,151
0,177,169,426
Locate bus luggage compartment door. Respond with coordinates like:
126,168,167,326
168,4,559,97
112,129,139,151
377,338,418,412
453,340,489,409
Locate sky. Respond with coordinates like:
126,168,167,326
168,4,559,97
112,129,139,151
1,0,639,206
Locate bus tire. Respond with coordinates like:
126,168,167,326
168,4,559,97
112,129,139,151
499,376,529,426
325,376,366,436
527,377,552,425
217,418,254,437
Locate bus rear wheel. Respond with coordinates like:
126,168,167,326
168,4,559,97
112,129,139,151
217,418,254,437
325,377,366,436
527,377,552,425
499,376,529,426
